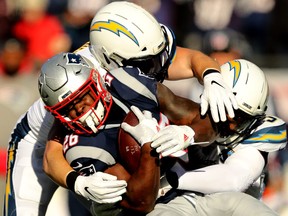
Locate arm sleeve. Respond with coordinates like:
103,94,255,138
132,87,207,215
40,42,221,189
173,146,265,194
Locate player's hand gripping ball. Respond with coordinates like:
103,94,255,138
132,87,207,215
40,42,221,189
118,111,141,174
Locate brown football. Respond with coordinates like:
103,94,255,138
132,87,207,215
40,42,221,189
118,111,141,174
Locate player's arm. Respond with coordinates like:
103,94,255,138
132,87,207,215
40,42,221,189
151,82,216,156
167,47,220,82
168,47,238,123
45,110,160,210
111,106,161,213
44,119,127,204
43,119,73,188
105,143,160,213
156,82,216,143
168,147,265,194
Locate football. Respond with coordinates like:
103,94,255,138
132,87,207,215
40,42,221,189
118,111,141,174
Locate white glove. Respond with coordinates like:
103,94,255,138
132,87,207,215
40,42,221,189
151,125,195,157
74,172,127,203
201,70,238,123
121,105,160,146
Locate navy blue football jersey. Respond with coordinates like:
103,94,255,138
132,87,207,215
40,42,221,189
63,66,162,175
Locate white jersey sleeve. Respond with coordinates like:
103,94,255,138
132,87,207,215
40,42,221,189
25,98,54,146
235,115,287,152
174,146,264,195
169,115,286,198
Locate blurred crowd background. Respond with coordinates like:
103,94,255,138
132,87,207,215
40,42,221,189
0,0,287,215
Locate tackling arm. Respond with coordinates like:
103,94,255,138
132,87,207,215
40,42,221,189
156,82,216,143
167,47,238,123
169,147,265,194
43,119,73,188
167,47,220,82
45,117,159,213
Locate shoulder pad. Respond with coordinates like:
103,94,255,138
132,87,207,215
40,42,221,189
240,115,287,152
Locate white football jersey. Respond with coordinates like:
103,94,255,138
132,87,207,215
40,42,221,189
218,115,287,198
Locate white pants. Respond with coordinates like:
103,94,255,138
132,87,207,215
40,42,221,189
4,132,60,216
148,192,279,216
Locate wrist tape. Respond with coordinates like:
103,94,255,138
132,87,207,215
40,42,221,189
66,171,79,192
203,69,220,78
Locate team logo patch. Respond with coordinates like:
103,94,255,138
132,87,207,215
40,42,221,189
90,19,139,46
66,53,89,67
78,164,96,176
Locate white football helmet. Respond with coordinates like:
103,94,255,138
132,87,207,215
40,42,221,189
89,1,176,82
216,59,269,144
221,59,269,116
38,52,112,134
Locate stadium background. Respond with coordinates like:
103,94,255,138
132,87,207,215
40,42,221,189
0,0,287,215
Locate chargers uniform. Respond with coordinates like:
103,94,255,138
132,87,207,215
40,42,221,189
4,98,56,216
219,115,287,198
227,116,286,152
146,116,286,216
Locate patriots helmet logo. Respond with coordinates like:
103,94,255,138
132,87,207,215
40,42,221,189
66,53,89,67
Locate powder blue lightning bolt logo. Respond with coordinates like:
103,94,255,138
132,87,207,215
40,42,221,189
90,20,139,46
228,60,241,87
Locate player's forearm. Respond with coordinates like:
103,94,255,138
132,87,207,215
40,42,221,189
121,143,160,213
169,147,265,194
43,140,74,188
157,83,216,143
167,47,220,82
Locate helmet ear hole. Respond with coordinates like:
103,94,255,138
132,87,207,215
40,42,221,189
103,53,110,64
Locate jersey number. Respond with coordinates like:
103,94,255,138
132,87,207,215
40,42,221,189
63,134,79,154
